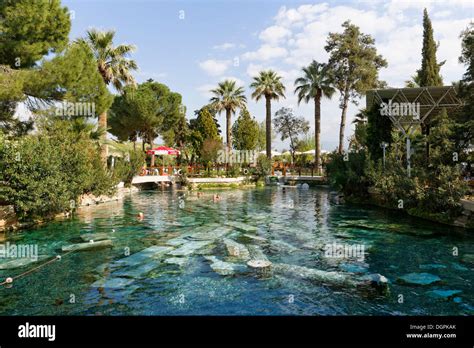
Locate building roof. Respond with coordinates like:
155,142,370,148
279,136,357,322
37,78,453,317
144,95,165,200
366,86,464,136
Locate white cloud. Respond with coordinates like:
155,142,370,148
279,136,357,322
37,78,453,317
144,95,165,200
242,44,288,61
213,42,236,50
196,84,216,99
246,63,265,77
274,3,329,27
259,25,292,44
433,10,452,18
199,59,232,76
221,76,246,87
197,1,472,151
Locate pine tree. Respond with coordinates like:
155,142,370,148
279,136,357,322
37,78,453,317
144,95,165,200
232,108,259,151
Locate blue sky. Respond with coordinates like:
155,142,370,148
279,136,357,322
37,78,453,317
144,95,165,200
62,0,473,151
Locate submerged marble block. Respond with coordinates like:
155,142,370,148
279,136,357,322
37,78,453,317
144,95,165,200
91,277,134,289
80,233,110,242
61,239,113,252
270,239,298,253
223,238,250,259
225,221,258,233
247,245,269,262
396,273,442,286
167,240,213,256
0,256,46,270
186,226,232,241
164,257,188,267
204,255,247,276
115,246,174,267
272,263,357,288
113,262,160,278
242,234,267,242
426,289,462,300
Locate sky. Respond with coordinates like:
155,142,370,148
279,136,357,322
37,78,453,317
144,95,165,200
60,0,473,151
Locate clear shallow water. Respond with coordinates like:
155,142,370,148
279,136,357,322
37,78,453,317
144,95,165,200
0,187,473,316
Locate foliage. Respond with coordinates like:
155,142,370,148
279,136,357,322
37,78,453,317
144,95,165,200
250,70,286,158
0,0,71,69
189,105,222,160
294,60,335,171
365,104,393,161
110,80,183,149
255,154,272,179
1,42,113,136
256,121,275,152
114,149,146,186
28,41,113,113
417,9,444,87
78,29,137,92
0,118,117,220
326,151,373,198
209,80,246,149
273,107,309,163
200,138,222,167
226,164,241,178
325,20,387,153
456,23,474,160
232,108,259,150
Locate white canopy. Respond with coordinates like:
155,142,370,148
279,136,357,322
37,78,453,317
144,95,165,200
259,150,282,156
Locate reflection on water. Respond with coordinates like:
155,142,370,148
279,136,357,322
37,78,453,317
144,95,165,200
0,187,473,315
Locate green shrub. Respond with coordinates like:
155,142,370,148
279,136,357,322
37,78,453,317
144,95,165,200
0,120,118,220
226,164,241,178
113,149,145,186
326,150,372,198
256,155,272,179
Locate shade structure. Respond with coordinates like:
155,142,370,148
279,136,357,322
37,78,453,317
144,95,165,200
299,149,329,155
147,146,180,156
259,150,282,156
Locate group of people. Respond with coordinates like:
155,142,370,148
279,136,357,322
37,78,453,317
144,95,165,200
196,191,221,202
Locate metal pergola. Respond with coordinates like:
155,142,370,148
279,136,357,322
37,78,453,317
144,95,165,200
366,86,464,176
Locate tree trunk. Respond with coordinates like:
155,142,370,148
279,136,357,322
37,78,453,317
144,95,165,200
422,123,430,163
98,110,108,162
226,108,232,150
149,135,155,167
338,92,349,154
314,94,321,174
265,95,272,160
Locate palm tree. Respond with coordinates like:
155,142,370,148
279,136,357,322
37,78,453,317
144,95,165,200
209,80,247,150
79,29,138,160
250,70,285,159
294,61,334,173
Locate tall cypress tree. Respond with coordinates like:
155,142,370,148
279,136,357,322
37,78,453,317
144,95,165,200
418,9,443,87
417,9,444,162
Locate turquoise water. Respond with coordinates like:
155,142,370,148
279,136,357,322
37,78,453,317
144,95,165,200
0,187,473,315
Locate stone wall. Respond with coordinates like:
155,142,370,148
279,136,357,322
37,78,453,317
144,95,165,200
79,185,139,207
0,205,17,231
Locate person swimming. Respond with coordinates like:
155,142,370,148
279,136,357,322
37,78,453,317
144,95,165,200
212,194,221,202
137,212,144,220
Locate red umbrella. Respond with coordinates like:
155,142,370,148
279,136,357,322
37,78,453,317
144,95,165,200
146,146,180,156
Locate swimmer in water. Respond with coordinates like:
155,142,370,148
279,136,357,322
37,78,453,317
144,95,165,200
213,194,221,202
137,212,144,220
